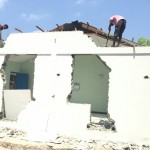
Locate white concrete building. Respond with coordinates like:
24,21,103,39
0,25,150,138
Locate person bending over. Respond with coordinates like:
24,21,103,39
108,15,126,47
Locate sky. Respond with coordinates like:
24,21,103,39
0,0,149,42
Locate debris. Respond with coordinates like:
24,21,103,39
0,120,149,150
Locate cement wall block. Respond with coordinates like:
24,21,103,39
101,55,150,137
17,101,50,132
17,101,91,135
33,55,72,103
4,90,31,120
47,103,91,134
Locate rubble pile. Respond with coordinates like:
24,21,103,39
88,119,116,132
0,127,26,139
0,116,149,150
0,125,149,149
48,136,150,150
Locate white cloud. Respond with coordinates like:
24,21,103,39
21,13,40,22
75,0,102,5
75,0,84,4
0,0,7,9
21,13,51,22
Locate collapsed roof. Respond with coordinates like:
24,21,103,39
50,20,138,47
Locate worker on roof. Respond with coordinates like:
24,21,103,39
0,24,8,37
0,24,9,47
108,15,126,47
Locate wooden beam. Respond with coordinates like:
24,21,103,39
36,26,45,32
14,28,23,33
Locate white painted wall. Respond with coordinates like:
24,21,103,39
71,55,110,113
33,49,150,137
1,31,97,54
1,31,150,138
33,55,72,103
17,101,91,133
100,53,150,137
4,90,31,120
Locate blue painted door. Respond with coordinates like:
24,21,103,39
16,73,29,89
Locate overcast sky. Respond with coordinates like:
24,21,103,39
0,0,149,42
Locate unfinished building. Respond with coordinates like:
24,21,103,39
0,21,150,138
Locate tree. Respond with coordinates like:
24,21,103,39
138,37,150,46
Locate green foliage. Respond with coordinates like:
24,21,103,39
138,37,150,46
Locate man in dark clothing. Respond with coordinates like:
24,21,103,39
108,15,126,47
0,24,8,30
0,24,9,47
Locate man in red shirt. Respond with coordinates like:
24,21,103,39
108,15,126,47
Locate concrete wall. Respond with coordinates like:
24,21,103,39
29,51,150,137
100,52,150,137
1,32,150,137
4,90,31,120
33,55,72,103
17,101,91,133
70,55,110,113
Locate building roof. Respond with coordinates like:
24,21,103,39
50,20,138,47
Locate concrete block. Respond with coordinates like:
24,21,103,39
47,103,91,133
4,90,31,120
17,101,91,135
17,101,50,132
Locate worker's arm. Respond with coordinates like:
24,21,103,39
0,25,3,31
108,20,113,31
